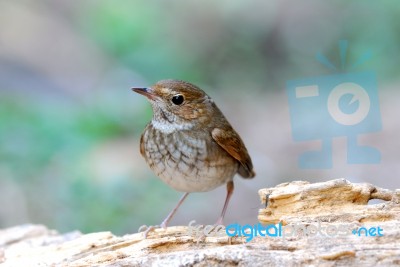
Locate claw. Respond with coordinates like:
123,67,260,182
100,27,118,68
138,225,149,233
138,224,161,238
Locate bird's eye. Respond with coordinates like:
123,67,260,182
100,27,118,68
171,94,184,105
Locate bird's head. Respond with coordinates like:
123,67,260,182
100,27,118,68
133,79,214,127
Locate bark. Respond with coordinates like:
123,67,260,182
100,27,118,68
1,179,399,266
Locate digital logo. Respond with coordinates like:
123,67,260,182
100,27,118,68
185,221,384,242
286,40,382,168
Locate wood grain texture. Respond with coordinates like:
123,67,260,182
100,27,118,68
1,179,399,266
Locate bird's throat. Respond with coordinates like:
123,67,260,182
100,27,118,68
151,110,194,134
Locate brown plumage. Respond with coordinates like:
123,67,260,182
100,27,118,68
133,79,255,236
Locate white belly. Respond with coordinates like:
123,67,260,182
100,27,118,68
143,127,238,192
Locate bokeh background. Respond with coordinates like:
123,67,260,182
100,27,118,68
1,0,399,235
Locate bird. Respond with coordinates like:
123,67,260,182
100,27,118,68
132,79,255,237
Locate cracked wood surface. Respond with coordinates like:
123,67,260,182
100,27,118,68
1,179,399,266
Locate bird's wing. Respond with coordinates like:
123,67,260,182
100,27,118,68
139,133,145,157
211,128,255,178
139,124,151,158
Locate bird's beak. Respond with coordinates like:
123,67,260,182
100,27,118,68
132,87,156,100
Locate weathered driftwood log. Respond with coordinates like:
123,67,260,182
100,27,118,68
258,178,400,224
0,179,399,266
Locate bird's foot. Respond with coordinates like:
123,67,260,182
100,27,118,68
138,224,166,238
192,223,225,243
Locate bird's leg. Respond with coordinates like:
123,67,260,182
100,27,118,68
140,192,189,238
215,181,234,225
160,192,189,228
194,181,234,243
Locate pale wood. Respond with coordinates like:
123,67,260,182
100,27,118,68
0,179,399,266
258,178,400,225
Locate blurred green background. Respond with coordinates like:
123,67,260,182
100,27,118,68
1,0,399,235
